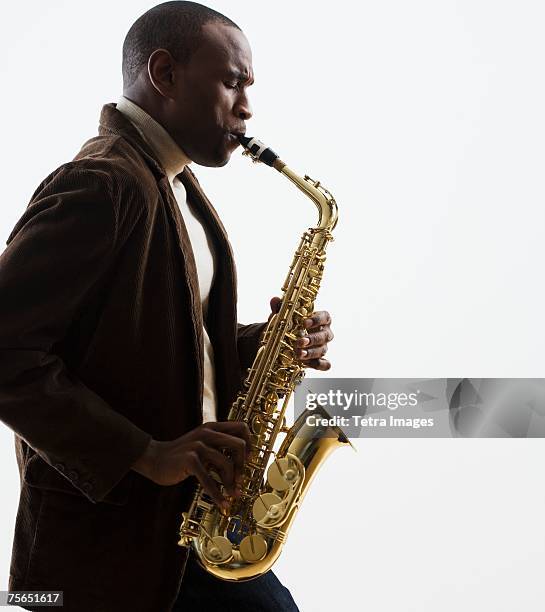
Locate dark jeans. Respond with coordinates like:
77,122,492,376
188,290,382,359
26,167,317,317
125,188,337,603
173,554,299,612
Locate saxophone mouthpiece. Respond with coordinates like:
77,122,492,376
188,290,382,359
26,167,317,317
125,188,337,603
238,135,280,167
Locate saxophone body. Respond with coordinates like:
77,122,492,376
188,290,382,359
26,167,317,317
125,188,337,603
178,136,350,581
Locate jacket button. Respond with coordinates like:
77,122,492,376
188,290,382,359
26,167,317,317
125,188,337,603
81,482,92,493
68,470,78,481
54,462,65,472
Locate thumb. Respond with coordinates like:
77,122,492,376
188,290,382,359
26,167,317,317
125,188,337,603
268,296,282,321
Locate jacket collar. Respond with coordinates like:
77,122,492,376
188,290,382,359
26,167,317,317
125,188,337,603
115,96,191,183
99,102,171,182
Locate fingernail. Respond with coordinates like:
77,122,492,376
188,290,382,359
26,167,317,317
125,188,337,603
304,318,313,328
300,349,308,358
299,337,310,347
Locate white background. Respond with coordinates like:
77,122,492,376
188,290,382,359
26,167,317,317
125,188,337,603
1,1,544,610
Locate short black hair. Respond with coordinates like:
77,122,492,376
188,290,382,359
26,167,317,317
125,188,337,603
122,1,240,89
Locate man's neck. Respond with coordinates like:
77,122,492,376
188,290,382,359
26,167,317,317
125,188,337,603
116,95,191,182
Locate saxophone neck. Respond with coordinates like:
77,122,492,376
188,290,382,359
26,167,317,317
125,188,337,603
239,135,338,233
275,161,338,233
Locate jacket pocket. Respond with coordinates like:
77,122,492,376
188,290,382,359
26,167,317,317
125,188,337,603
23,452,133,506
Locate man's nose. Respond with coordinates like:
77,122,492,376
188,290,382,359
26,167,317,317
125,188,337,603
235,93,253,121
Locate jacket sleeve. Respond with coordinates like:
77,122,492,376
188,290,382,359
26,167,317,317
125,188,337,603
0,162,151,503
237,322,267,375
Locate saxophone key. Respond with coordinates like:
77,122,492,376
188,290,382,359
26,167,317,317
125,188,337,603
267,457,299,491
250,414,266,435
252,492,284,524
202,535,233,564
239,534,268,563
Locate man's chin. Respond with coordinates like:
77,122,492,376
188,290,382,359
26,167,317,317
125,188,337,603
194,150,232,168
215,153,231,167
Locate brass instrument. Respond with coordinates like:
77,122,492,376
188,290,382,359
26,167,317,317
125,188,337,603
178,136,351,580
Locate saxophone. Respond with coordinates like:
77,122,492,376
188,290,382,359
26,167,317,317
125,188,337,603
178,136,351,581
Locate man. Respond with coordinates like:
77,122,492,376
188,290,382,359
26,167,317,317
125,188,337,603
0,2,333,610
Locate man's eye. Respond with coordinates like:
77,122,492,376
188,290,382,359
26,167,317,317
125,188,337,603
225,82,240,91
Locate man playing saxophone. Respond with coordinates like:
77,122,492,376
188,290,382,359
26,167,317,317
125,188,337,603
0,2,333,610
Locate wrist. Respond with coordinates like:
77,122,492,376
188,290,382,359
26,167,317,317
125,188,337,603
131,438,159,480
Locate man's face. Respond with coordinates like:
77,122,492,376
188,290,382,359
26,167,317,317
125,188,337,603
168,22,254,167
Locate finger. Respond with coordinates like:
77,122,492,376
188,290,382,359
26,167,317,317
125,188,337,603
203,421,252,448
200,427,249,482
297,344,328,360
200,446,236,496
269,296,282,314
304,311,331,330
187,452,228,511
304,357,331,371
296,328,333,348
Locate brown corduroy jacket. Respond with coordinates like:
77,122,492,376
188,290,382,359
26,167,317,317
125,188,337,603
0,103,265,611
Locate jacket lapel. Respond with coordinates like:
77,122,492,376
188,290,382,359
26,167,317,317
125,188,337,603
180,168,240,420
157,174,205,401
99,103,205,413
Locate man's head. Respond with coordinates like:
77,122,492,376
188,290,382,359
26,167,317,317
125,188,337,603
122,1,253,167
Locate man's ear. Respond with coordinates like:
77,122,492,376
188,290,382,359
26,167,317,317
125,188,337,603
147,48,179,98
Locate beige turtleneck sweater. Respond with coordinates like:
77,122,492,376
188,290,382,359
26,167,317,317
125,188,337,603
116,96,217,423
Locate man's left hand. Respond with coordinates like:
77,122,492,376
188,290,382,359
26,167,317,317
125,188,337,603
269,297,333,371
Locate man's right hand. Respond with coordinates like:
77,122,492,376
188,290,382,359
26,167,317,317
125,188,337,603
132,422,251,512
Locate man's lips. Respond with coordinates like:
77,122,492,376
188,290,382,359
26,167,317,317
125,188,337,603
227,129,246,138
225,131,245,148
